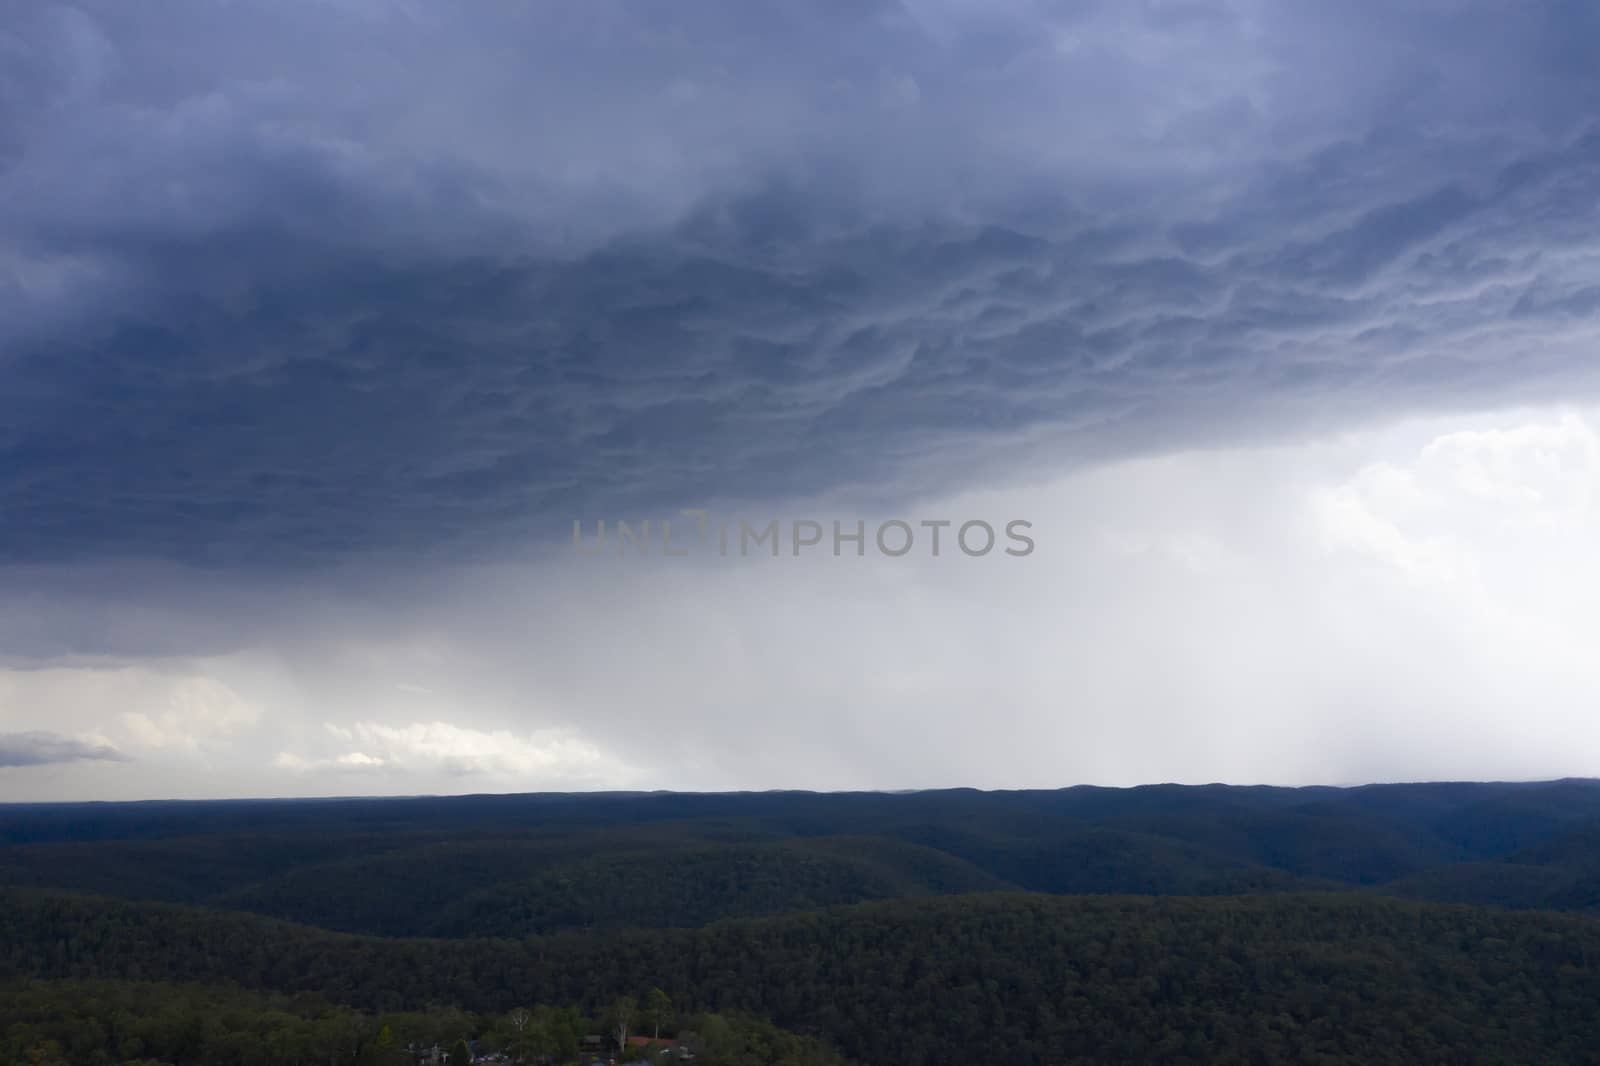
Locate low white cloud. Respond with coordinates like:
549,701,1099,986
0,664,259,751
273,749,385,772
274,720,629,787
121,676,261,750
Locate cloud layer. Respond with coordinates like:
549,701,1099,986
2,1,1599,566
4,2,1600,797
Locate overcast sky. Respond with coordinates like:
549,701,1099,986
3,0,1600,800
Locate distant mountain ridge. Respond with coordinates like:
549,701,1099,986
7,779,1600,935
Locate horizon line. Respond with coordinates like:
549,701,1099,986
4,775,1598,808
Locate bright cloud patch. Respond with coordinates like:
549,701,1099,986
122,676,261,750
275,721,625,785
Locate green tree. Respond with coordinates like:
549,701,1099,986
646,987,673,1041
692,1013,742,1066
449,1038,472,1066
499,1007,532,1064
532,1004,581,1063
607,995,638,1052
355,1024,408,1066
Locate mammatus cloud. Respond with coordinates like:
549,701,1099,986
0,730,126,768
1,1,1599,566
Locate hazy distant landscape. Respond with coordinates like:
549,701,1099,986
15,781,1600,923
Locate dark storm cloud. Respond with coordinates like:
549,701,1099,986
0,730,127,767
2,0,1599,566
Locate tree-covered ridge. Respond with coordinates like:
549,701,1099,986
219,836,1012,939
0,979,851,1066
6,888,1600,1064
13,781,1600,939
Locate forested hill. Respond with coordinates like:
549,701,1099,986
14,783,1600,1061
8,780,1600,938
6,888,1600,1064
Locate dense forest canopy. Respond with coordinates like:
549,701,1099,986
9,782,1600,1064
5,889,1600,1064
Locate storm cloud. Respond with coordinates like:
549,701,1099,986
3,0,1599,566
3,1,1600,798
